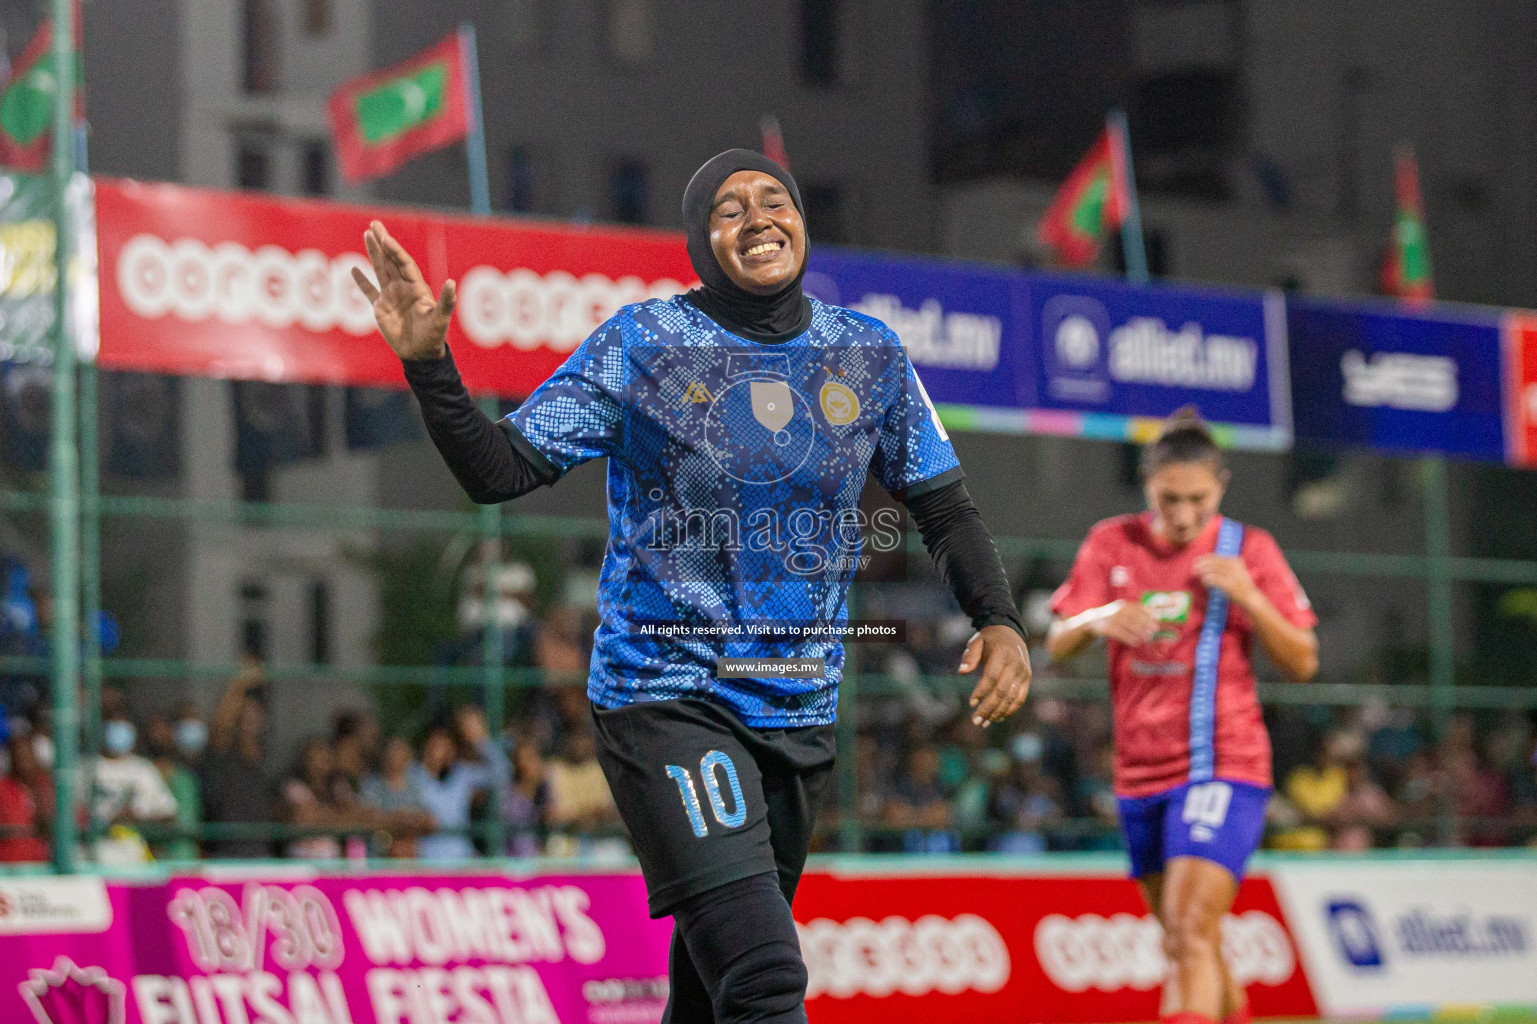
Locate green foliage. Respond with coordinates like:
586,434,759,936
365,540,461,667
346,539,462,737
345,532,571,737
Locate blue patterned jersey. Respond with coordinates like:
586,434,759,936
508,296,961,726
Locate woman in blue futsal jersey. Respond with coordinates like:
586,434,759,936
352,149,1032,1024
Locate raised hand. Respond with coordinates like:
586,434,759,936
960,624,1033,728
351,220,456,361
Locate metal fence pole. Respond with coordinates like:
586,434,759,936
478,397,506,854
48,0,81,874
1422,456,1457,844
75,118,101,852
79,359,101,847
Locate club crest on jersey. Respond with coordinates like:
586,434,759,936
1141,590,1191,623
819,380,860,426
701,364,817,485
684,381,713,404
751,380,795,431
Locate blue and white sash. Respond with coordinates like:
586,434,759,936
1189,517,1245,783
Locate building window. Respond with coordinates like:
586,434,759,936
504,145,534,213
799,0,842,87
609,158,649,225
801,182,848,243
310,579,331,664
606,0,654,66
236,141,270,190
303,0,331,36
1130,70,1238,198
240,581,268,658
242,0,280,94
302,140,330,196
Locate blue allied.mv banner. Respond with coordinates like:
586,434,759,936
804,249,1291,450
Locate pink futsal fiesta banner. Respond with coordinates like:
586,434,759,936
0,870,672,1024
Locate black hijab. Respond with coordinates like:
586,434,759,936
681,148,812,343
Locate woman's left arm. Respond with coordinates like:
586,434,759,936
1195,555,1319,683
903,479,1033,727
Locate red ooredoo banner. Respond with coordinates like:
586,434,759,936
793,867,1318,1024
1505,314,1537,467
95,179,696,398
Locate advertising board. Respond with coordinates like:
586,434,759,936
1504,313,1537,467
1288,297,1507,459
1026,274,1290,449
1269,858,1537,1017
94,179,697,397
0,869,671,1024
794,862,1316,1024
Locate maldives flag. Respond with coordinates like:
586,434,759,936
328,31,470,184
0,6,84,173
1037,125,1131,268
1380,145,1433,302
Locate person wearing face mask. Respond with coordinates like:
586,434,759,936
1046,408,1319,1024
172,702,210,767
82,704,178,866
353,149,1032,1024
146,714,203,862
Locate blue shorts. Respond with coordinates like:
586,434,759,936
1117,779,1270,880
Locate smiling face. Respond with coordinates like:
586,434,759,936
1145,460,1227,547
708,170,806,295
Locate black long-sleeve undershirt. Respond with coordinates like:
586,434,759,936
402,346,1026,644
902,479,1028,643
400,347,558,503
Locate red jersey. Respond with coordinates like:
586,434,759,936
1051,513,1316,798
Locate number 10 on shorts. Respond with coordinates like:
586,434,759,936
1182,781,1232,842
667,750,747,837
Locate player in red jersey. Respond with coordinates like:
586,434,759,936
1046,409,1318,1024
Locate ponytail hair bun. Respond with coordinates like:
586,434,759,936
1158,405,1209,440
1141,405,1224,479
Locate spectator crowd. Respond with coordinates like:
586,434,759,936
0,556,1532,864
849,690,1537,854
0,656,633,865
0,664,1527,865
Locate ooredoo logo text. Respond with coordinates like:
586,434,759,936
797,913,1011,999
1034,910,1295,993
113,233,690,356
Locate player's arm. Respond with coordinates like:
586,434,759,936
903,479,1031,729
353,221,558,503
400,350,558,503
1196,555,1319,682
1044,527,1159,661
1045,602,1160,661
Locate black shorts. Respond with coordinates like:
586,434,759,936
592,698,836,918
